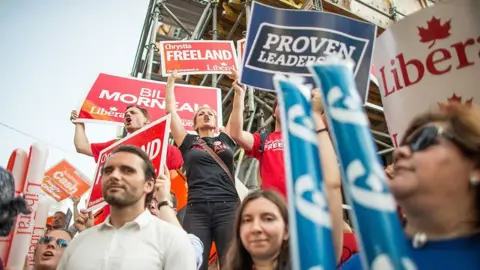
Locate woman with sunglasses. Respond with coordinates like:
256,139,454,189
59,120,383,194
341,103,480,269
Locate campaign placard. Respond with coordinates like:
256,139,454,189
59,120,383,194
240,2,376,103
86,114,171,210
76,73,222,132
237,38,246,70
41,159,92,202
159,40,239,76
374,0,480,146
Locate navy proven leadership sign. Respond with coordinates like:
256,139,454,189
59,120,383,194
240,2,376,103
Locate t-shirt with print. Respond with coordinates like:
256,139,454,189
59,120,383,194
179,132,239,203
246,131,286,198
90,140,184,170
339,233,480,270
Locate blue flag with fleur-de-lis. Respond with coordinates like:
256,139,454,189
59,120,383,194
273,74,337,270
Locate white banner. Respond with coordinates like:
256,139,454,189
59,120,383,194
374,0,480,146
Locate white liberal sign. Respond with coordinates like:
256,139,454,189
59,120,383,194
374,0,480,146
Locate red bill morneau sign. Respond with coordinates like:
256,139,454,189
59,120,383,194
159,40,239,76
86,115,170,210
76,73,222,132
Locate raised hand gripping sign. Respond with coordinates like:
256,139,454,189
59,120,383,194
309,59,416,270
273,75,336,270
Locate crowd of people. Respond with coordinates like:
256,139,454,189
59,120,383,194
2,68,480,269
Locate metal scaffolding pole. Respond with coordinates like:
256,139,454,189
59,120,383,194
243,2,255,115
145,2,160,80
365,102,384,113
374,139,393,149
211,0,219,88
222,87,234,104
226,6,245,40
191,1,213,40
263,115,275,128
313,0,324,10
160,0,193,37
371,130,391,139
244,158,258,187
235,104,257,178
199,74,210,86
253,96,273,112
378,147,395,156
185,2,214,83
131,0,156,77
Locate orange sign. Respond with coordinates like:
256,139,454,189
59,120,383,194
41,159,92,202
170,169,188,210
41,176,70,202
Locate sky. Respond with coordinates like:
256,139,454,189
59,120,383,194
0,0,150,214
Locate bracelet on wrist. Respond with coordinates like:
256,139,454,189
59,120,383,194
157,200,173,210
316,128,328,134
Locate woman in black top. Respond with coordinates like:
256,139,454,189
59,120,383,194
165,71,239,270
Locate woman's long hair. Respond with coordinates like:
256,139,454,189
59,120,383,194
224,190,290,270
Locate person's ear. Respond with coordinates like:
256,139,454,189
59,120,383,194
145,178,155,193
283,227,289,241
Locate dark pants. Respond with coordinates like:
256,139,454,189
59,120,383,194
183,201,238,270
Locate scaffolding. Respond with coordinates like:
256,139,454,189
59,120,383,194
129,0,437,187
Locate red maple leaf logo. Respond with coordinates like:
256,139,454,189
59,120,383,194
417,17,451,49
437,93,473,110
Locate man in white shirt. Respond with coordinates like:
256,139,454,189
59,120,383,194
57,145,196,270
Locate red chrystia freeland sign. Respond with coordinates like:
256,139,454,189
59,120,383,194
373,0,480,147
76,73,222,132
159,40,239,76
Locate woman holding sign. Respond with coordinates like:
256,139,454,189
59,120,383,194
342,103,480,269
166,71,239,270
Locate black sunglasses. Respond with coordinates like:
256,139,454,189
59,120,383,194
403,125,468,154
39,236,69,248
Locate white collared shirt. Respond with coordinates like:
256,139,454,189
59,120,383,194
57,210,196,270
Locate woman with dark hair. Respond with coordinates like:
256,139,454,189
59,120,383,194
165,71,239,270
224,190,289,270
342,103,480,269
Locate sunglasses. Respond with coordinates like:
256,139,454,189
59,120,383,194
39,236,69,248
403,125,468,154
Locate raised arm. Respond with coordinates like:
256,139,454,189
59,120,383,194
71,110,93,156
226,71,255,151
153,165,182,228
165,71,188,147
312,89,344,263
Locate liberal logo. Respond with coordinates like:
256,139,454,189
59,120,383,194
245,23,370,77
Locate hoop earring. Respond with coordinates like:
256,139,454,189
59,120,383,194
470,175,480,186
